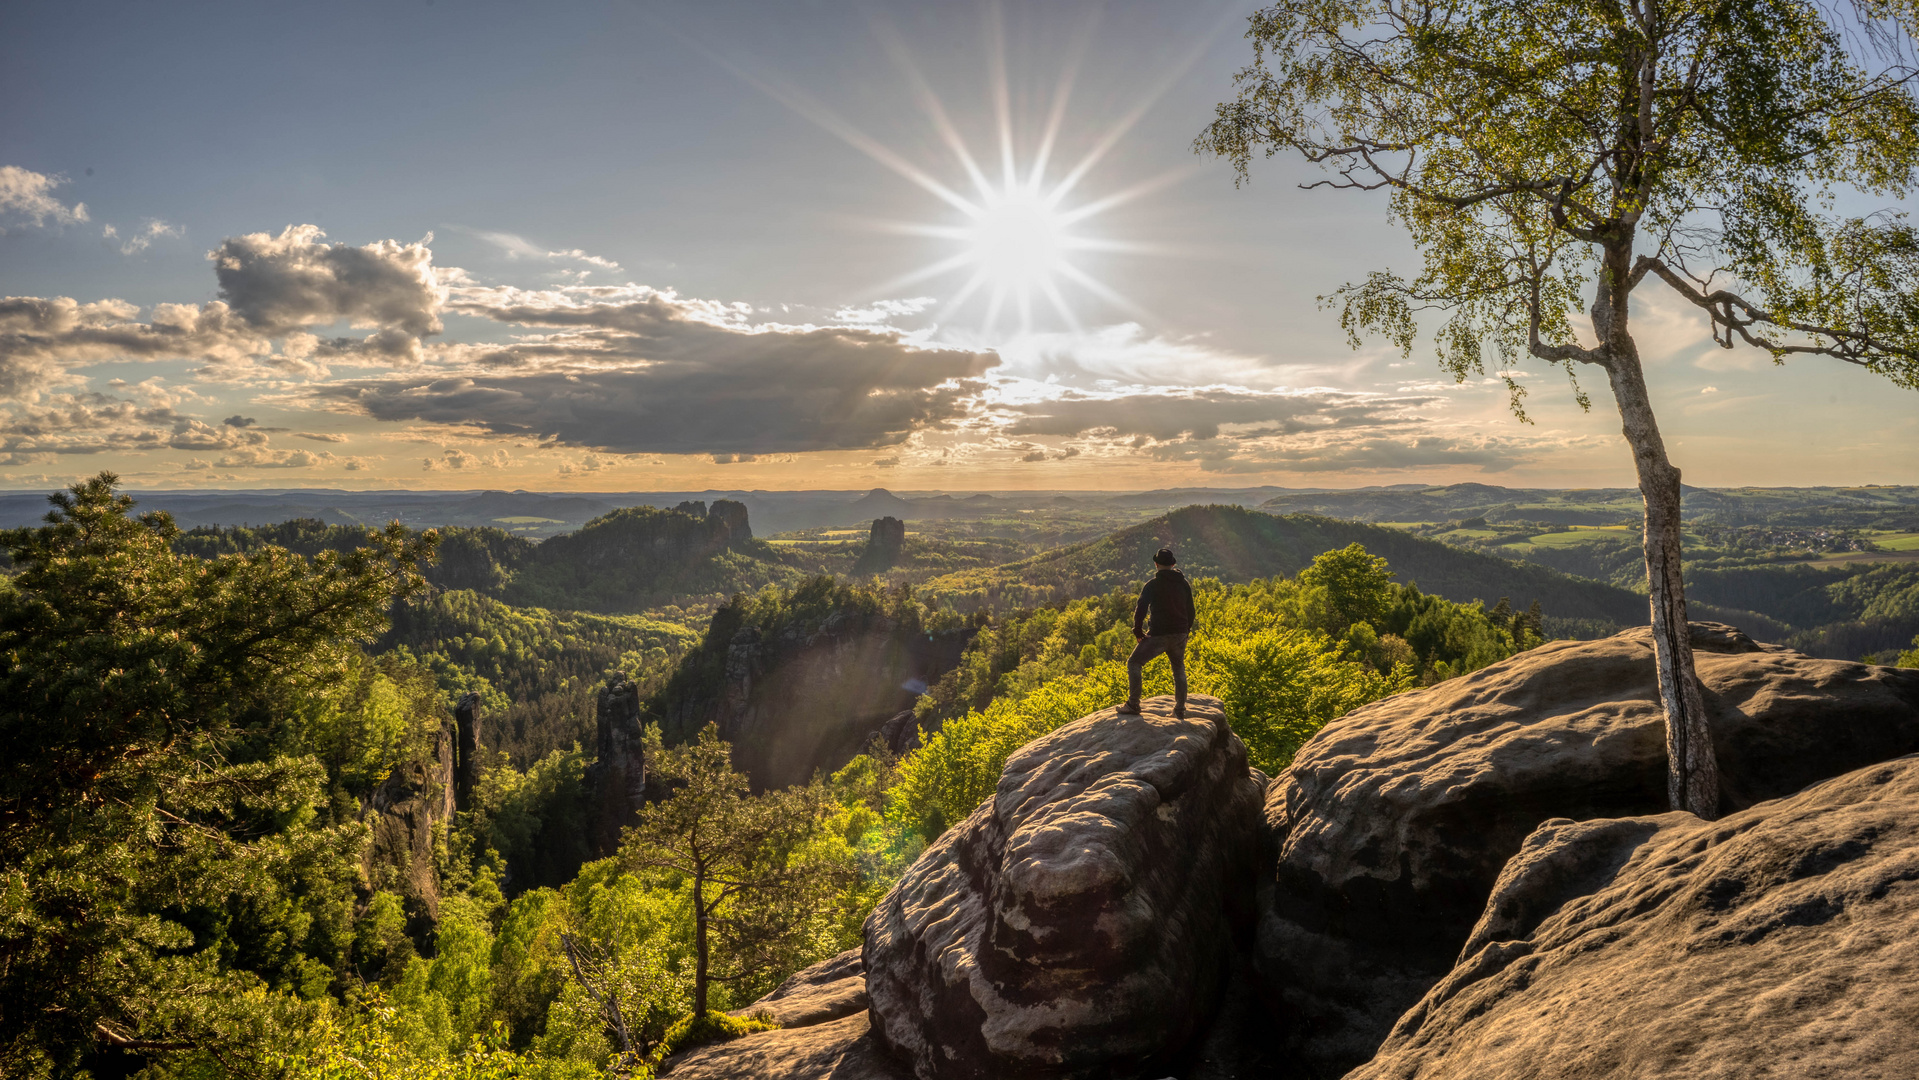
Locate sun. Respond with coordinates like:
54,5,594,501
966,186,1069,294
728,9,1201,340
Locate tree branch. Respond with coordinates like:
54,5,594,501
1637,256,1913,366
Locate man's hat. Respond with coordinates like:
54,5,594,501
1154,548,1177,566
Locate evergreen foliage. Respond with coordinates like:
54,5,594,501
621,725,855,1016
0,474,437,1076
382,589,697,766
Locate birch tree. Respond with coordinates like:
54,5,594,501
1199,0,1919,817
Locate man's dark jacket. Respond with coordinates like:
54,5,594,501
1134,567,1196,637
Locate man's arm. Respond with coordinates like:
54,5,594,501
1133,580,1152,638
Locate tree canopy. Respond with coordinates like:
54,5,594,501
1200,0,1919,394
0,474,437,1075
1199,0,1919,817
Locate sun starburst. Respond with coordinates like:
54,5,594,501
720,4,1223,340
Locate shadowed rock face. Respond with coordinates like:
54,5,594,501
361,720,455,922
857,516,907,574
1353,754,1919,1079
1259,623,1919,1078
584,677,646,859
678,616,968,791
864,694,1266,1080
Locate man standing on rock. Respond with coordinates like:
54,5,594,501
1119,547,1196,718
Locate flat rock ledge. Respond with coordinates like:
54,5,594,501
864,694,1266,1080
1354,753,1919,1079
663,949,903,1079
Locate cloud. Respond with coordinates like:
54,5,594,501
1,224,451,396
320,284,997,454
557,452,611,476
293,431,349,442
106,219,184,255
0,388,263,460
0,295,273,399
210,445,337,469
993,323,1331,390
983,379,1566,474
1001,386,1431,442
210,224,445,337
468,229,622,272
1148,433,1543,474
834,297,936,324
423,447,512,471
0,166,88,228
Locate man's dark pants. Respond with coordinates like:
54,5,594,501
1126,631,1189,707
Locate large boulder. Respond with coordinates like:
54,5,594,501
1259,624,1919,1077
1353,754,1919,1078
864,695,1266,1080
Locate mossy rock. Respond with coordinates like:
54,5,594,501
652,1009,780,1065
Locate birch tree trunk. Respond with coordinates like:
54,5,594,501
1601,308,1720,819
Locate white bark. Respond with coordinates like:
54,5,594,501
1599,291,1719,818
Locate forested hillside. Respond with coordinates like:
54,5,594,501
919,505,1647,630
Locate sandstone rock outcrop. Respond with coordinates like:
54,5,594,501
452,691,482,811
1258,623,1919,1077
857,516,907,574
661,949,906,1079
583,676,647,858
661,1014,908,1080
864,694,1265,1080
735,948,870,1028
1352,754,1919,1079
707,498,752,545
361,719,456,921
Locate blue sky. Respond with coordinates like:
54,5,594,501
2,0,1913,491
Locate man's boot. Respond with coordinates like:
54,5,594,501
1173,695,1187,719
1116,700,1142,715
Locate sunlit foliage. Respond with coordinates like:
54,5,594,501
0,474,436,1076
889,544,1541,839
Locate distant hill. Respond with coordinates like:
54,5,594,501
1260,483,1919,529
920,505,1650,627
503,501,812,612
